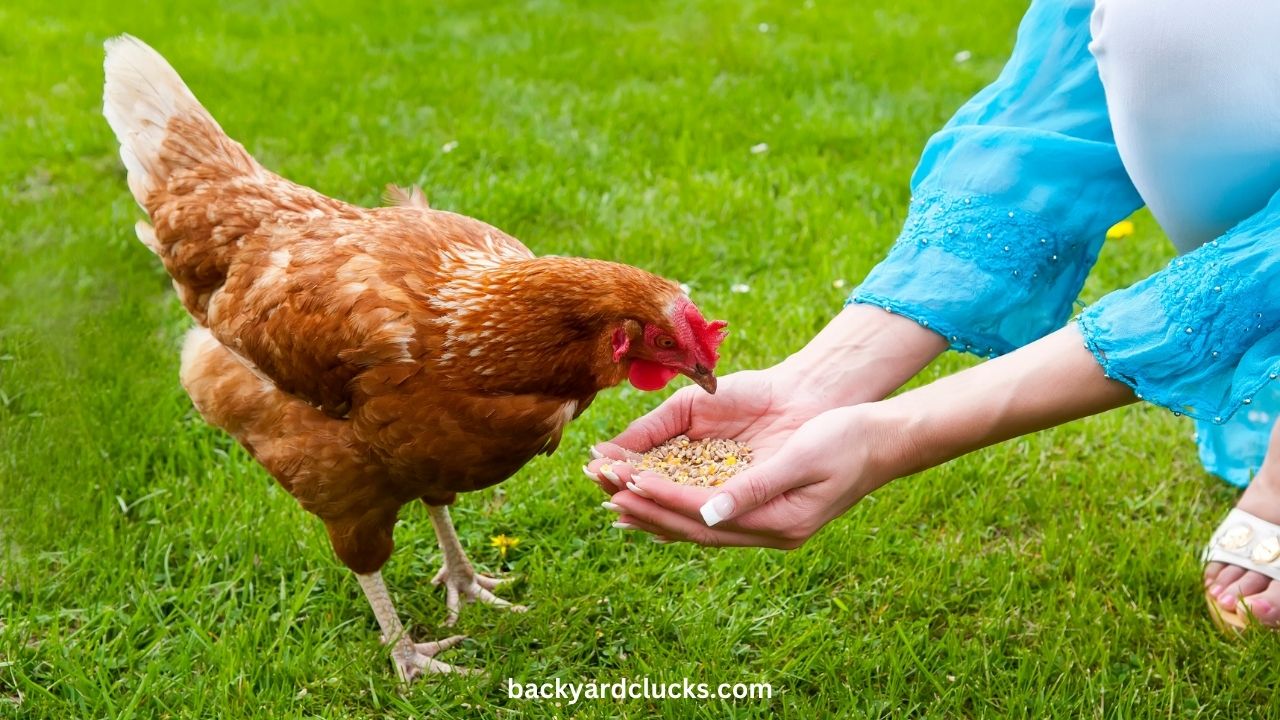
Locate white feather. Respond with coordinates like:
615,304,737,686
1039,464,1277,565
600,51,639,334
102,34,217,207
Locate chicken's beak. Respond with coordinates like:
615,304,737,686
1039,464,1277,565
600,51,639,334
683,364,718,394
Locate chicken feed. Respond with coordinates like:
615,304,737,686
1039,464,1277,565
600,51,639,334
633,435,752,486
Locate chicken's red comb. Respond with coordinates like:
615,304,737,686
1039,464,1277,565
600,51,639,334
683,302,728,365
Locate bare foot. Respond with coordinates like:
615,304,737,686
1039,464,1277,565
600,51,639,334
1204,467,1280,626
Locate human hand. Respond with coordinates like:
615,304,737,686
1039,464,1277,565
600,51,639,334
588,367,831,480
588,404,898,548
584,304,948,547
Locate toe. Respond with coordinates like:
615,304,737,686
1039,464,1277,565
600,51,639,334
1204,561,1228,588
1207,564,1247,597
414,634,467,657
475,574,508,590
1241,579,1280,626
1215,569,1272,611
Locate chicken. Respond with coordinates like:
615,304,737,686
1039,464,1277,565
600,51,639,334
101,35,726,682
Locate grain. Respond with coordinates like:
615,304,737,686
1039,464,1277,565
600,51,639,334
633,435,752,487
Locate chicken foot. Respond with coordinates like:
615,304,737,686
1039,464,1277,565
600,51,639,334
426,504,528,626
356,571,477,682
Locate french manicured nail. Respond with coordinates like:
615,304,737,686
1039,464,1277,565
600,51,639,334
626,481,653,499
600,464,620,483
612,521,635,530
1208,584,1222,596
601,501,622,512
699,494,734,527
652,537,671,544
589,447,604,460
582,465,598,479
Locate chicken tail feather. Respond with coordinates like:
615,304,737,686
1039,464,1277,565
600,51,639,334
103,34,254,210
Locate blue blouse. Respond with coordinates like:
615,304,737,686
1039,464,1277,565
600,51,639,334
850,0,1280,486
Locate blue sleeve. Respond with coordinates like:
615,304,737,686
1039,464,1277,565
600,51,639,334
1079,188,1280,425
851,0,1143,357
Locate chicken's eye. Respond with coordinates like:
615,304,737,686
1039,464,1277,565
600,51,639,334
655,335,677,349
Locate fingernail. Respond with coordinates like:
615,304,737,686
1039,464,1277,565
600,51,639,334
699,494,734,527
612,521,635,530
600,464,620,483
626,481,654,499
589,447,604,460
582,465,598,479
652,537,671,544
1208,584,1222,596
601,501,622,512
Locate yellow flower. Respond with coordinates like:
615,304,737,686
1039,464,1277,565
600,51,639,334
489,534,521,559
1106,220,1135,240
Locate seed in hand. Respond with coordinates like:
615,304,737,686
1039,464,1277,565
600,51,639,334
634,435,753,486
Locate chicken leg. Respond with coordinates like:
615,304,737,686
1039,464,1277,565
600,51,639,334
357,571,476,682
426,505,527,626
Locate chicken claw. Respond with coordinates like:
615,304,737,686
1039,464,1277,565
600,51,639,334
358,571,482,682
432,564,528,626
393,634,482,683
427,505,529,625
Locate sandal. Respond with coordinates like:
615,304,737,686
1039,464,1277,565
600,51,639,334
1202,508,1280,631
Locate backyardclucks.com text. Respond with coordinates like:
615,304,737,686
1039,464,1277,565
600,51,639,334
506,676,774,705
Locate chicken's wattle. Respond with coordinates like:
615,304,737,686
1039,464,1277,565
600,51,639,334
628,359,678,391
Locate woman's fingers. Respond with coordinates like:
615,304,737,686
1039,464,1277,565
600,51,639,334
590,442,643,463
691,451,812,527
622,470,812,536
608,501,795,549
586,457,643,490
583,462,621,495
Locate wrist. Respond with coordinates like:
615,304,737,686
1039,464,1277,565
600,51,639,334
774,303,947,408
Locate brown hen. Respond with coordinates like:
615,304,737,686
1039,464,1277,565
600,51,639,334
102,35,726,681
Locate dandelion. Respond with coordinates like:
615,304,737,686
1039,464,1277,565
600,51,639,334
489,533,521,559
832,278,847,289
953,50,972,64
731,283,751,294
758,22,771,33
441,140,459,154
1106,220,1135,240
750,143,769,155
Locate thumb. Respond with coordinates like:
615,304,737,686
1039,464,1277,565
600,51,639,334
697,451,806,527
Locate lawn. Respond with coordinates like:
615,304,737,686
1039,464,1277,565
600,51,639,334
2,0,1278,717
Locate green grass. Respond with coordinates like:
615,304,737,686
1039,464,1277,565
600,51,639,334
2,0,1277,717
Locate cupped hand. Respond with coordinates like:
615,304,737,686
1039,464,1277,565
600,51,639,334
587,402,901,549
592,367,829,472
